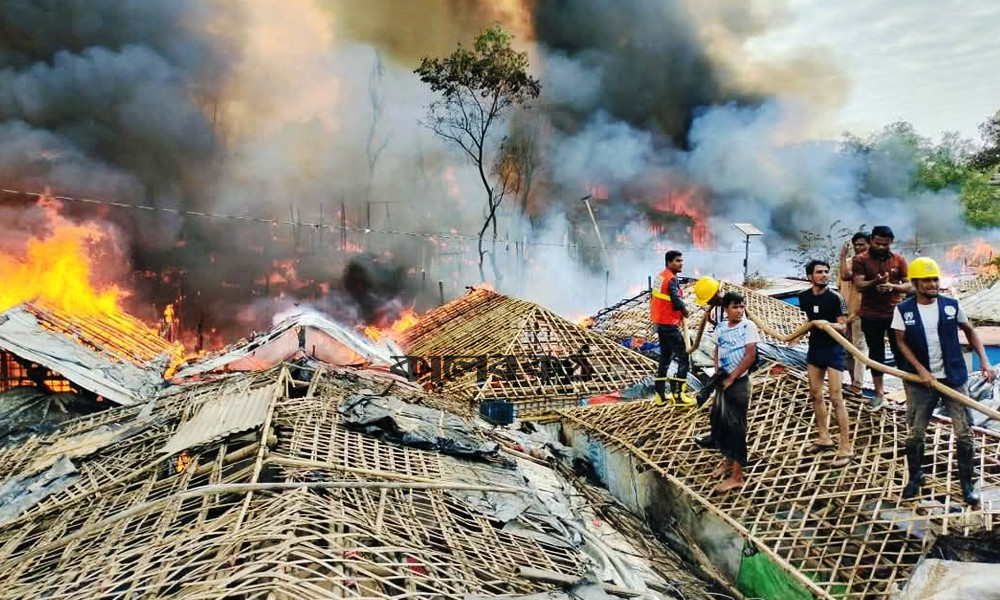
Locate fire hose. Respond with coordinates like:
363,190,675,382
685,308,1000,421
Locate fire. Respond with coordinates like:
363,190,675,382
361,308,419,343
391,308,419,335
575,315,595,328
945,240,1000,280
650,184,711,248
946,240,996,267
0,197,186,377
0,200,123,316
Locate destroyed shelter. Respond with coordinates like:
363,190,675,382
0,301,184,447
0,362,724,599
172,310,404,380
400,288,657,417
551,285,1000,599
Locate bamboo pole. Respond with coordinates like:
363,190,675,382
16,480,529,564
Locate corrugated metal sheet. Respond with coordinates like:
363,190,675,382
159,384,276,455
0,306,168,405
961,279,1000,324
173,312,400,379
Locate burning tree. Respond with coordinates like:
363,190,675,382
415,25,541,282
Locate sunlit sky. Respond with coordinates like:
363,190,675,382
751,0,1000,142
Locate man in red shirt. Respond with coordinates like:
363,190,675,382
851,225,912,409
651,250,691,405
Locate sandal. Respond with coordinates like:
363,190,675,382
803,442,837,456
831,453,855,468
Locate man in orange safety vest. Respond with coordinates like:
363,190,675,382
651,250,691,404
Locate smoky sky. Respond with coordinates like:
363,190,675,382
532,0,761,146
0,0,980,339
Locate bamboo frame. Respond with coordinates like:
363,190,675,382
0,365,590,599
402,289,657,416
555,367,1000,599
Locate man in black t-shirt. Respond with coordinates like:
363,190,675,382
797,260,854,466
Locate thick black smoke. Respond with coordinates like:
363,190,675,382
0,0,428,339
532,0,762,146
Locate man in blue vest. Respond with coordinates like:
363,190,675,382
891,257,994,504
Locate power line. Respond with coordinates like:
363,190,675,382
1,186,989,256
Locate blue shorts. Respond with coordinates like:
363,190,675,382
807,345,846,371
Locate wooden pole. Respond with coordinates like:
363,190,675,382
439,281,445,305
340,201,347,252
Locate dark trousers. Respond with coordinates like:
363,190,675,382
904,381,973,446
861,316,904,371
711,376,750,465
655,324,689,396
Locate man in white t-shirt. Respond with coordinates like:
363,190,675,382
891,257,994,504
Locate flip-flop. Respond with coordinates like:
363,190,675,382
831,453,855,468
803,442,837,456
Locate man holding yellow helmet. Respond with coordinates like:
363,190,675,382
891,256,994,504
691,276,725,449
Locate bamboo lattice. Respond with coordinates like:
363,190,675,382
589,282,808,345
402,289,657,415
556,368,1000,599
0,365,590,599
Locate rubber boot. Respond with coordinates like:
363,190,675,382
957,440,980,505
901,440,925,500
670,378,696,407
654,377,667,406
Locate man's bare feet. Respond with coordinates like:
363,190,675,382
714,476,744,494
710,461,729,478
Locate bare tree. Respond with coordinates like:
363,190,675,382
415,25,541,282
365,51,391,209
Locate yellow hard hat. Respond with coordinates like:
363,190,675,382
693,277,721,306
908,257,941,279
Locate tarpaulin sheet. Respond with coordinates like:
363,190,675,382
0,455,78,528
338,393,499,459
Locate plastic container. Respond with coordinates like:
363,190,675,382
479,399,515,426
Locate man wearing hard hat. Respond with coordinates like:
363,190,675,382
891,257,994,504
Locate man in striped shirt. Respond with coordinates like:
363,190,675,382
710,292,759,494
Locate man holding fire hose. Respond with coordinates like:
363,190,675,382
892,257,994,505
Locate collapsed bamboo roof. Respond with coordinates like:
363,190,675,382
588,281,807,345
0,301,183,405
957,278,1000,325
0,366,599,599
589,282,804,343
401,289,657,415
553,367,1000,600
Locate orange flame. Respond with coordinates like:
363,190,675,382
945,240,1000,282
0,199,123,316
575,315,595,328
650,185,711,248
361,308,419,343
946,240,996,266
0,198,185,378
391,308,419,335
